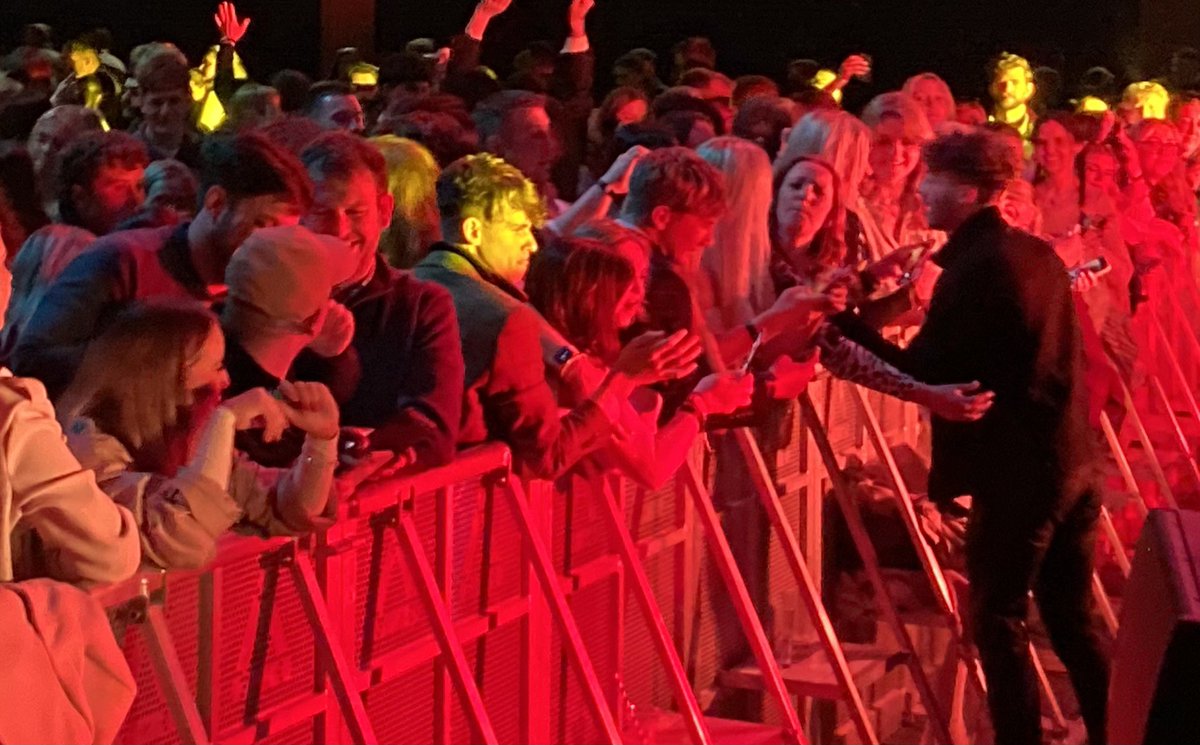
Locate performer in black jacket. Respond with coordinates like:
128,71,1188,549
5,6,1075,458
862,130,1109,745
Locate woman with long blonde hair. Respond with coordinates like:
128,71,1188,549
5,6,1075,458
696,137,776,332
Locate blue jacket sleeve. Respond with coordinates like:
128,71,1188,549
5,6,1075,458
12,247,128,399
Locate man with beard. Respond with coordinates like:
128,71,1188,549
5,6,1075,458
14,133,311,397
988,53,1038,154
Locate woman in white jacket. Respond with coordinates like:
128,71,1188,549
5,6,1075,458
0,229,141,584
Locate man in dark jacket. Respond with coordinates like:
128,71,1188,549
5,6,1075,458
866,130,1109,745
297,132,463,470
413,152,611,479
14,132,312,398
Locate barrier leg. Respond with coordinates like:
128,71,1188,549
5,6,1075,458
288,546,378,744
800,394,954,745
731,424,884,745
499,475,623,745
680,461,808,745
140,601,211,745
1099,412,1151,519
595,481,711,744
850,387,991,703
387,507,500,744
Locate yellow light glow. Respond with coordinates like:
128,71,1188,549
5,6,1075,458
1123,81,1170,120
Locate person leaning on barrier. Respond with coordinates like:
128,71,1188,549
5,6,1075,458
527,236,752,488
294,131,465,471
58,299,341,570
416,152,701,479
0,228,140,584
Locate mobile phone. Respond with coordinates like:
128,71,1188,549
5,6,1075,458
741,331,764,375
1068,256,1111,281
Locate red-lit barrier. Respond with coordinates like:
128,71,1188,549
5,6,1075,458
96,372,1131,745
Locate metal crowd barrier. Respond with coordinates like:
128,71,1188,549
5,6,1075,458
96,371,1133,745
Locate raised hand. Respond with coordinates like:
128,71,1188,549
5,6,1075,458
834,54,872,87
599,145,648,195
1071,269,1100,293
568,0,596,36
692,371,753,415
214,1,251,45
307,300,356,358
476,0,514,20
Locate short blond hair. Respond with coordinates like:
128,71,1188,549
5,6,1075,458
436,153,546,227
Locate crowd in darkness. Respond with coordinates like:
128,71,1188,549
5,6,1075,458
4,1,1200,742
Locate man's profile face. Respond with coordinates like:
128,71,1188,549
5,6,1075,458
496,105,559,187
1176,100,1200,157
655,209,718,272
918,170,971,232
74,163,146,235
991,66,1035,112
312,94,366,135
210,192,302,265
475,201,538,289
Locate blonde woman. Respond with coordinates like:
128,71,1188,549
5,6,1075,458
370,135,442,268
696,137,776,333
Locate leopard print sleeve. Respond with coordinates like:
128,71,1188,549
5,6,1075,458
814,322,923,401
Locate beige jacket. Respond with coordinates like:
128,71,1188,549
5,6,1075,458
67,408,338,570
0,369,140,583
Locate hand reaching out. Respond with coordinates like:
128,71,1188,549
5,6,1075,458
214,2,251,44
765,352,819,400
613,330,703,385
917,381,995,422
691,372,753,415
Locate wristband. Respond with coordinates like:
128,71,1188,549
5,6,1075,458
682,392,711,424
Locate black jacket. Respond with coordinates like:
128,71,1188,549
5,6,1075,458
865,208,1097,516
293,258,463,469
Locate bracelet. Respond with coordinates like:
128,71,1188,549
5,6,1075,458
678,401,706,429
679,394,710,429
596,178,618,197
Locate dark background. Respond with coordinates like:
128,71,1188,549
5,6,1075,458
0,0,1184,104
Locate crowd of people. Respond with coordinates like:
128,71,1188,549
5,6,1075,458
3,1,1200,742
